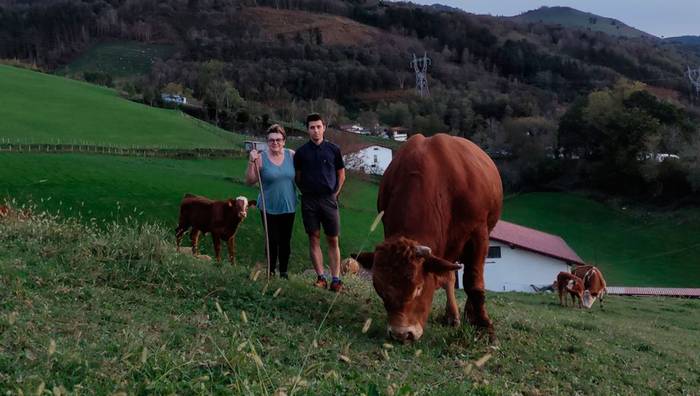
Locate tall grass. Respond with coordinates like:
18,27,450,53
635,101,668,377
2,208,699,394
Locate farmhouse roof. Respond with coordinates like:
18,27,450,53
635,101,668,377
490,220,585,265
606,287,700,298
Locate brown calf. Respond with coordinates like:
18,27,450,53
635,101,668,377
553,272,584,308
0,205,8,218
175,194,256,264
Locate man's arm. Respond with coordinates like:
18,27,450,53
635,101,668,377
334,168,346,200
295,170,302,188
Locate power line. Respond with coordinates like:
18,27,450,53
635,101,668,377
688,65,700,102
410,52,431,97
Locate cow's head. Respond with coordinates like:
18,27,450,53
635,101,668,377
582,290,601,308
228,196,256,220
354,237,461,342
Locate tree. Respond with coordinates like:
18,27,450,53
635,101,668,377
204,80,244,125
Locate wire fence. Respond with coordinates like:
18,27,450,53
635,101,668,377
0,141,246,159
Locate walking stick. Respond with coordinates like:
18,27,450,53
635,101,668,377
253,156,272,280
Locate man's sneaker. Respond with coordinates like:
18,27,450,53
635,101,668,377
329,279,343,293
314,277,328,289
280,272,289,280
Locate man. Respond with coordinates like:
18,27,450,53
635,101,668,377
294,113,346,292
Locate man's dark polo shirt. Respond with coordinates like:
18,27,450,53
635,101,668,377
294,139,345,196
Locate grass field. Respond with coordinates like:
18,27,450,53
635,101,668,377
3,152,700,287
503,193,700,287
0,153,383,272
1,213,699,394
0,65,240,148
58,41,177,78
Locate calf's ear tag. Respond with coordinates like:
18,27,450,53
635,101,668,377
415,245,432,257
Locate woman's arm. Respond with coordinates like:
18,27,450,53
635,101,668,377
245,149,262,185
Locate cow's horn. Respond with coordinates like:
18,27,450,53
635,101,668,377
415,245,432,257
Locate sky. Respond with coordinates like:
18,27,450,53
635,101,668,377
406,0,700,38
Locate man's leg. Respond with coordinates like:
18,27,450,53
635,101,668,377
326,235,340,278
308,230,324,275
320,196,342,291
302,196,327,287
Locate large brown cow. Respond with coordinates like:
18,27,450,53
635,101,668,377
354,134,502,341
175,194,256,264
553,272,584,308
572,265,607,309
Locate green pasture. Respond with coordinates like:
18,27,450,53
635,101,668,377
0,153,383,272
2,153,700,287
1,213,698,394
503,193,700,287
0,65,240,148
58,41,177,78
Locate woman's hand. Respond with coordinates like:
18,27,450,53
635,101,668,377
249,149,260,164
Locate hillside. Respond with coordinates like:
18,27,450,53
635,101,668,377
1,212,699,394
3,151,700,287
0,65,240,148
666,36,700,45
512,6,655,39
58,41,177,78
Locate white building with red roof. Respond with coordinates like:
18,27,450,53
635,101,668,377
343,145,393,175
457,220,585,292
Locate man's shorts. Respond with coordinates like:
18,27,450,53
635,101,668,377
301,194,340,237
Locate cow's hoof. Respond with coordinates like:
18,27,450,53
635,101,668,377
442,314,461,327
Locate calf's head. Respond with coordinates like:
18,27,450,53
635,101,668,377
227,196,256,220
355,237,461,342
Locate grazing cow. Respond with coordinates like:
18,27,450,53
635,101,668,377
572,265,607,309
175,194,256,265
553,272,584,308
0,205,8,218
354,134,503,342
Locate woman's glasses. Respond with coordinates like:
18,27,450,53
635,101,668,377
267,138,284,143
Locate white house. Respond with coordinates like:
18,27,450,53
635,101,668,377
244,140,268,153
457,220,585,292
343,145,393,175
161,94,187,105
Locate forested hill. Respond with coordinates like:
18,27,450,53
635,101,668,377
0,0,697,106
512,6,654,39
2,0,700,202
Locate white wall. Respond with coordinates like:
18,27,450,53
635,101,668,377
457,240,570,292
343,146,392,175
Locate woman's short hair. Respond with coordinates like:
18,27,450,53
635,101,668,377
266,124,286,140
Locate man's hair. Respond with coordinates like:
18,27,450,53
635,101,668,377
306,113,324,127
266,124,286,140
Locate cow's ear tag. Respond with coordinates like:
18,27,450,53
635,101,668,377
424,256,462,274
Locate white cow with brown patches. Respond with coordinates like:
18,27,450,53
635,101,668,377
573,265,607,309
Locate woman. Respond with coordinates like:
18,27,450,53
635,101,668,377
245,124,296,278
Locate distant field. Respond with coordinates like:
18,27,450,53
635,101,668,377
0,65,241,148
3,152,700,287
503,192,700,287
58,41,177,78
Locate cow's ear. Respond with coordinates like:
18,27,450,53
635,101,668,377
248,200,257,207
352,252,374,270
424,256,462,275
228,200,234,207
